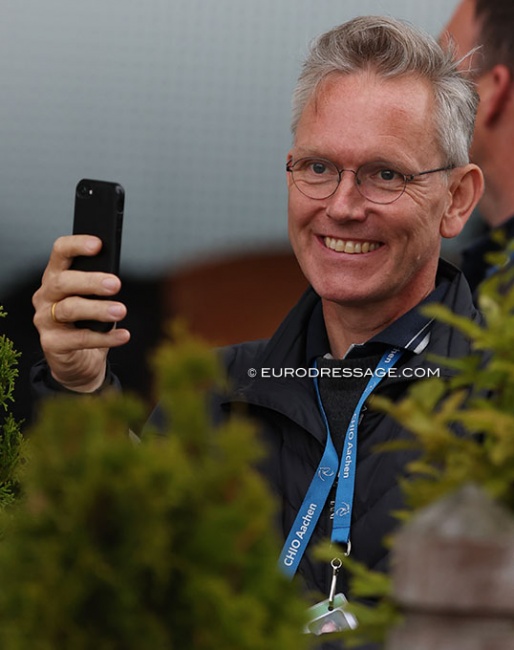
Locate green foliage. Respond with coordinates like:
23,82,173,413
0,306,23,511
375,267,514,513
330,267,514,646
0,329,309,650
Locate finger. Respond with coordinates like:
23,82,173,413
41,325,131,355
49,235,103,272
50,296,127,327
50,269,122,301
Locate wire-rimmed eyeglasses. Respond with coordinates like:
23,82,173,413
286,157,455,204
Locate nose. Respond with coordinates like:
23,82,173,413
325,170,367,221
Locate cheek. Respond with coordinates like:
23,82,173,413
400,190,448,235
287,197,298,238
288,193,313,235
402,185,434,208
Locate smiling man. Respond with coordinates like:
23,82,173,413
32,16,483,649
287,68,476,357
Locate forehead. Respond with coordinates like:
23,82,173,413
294,71,439,163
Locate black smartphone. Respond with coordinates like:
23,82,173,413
71,178,125,332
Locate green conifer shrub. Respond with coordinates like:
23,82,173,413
0,329,309,650
0,306,23,510
373,264,514,513
317,262,514,647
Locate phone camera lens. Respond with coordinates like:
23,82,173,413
77,183,93,199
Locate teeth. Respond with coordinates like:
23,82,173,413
324,237,380,254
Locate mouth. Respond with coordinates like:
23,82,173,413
323,237,383,254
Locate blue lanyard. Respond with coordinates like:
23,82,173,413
278,347,404,578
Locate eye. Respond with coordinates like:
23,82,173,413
293,158,335,176
378,169,398,182
310,161,328,175
362,163,405,188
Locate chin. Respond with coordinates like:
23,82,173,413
310,280,365,304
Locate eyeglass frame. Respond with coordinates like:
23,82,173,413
286,157,455,205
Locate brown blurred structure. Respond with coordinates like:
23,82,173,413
387,485,514,650
162,248,308,345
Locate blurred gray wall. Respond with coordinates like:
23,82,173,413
0,0,460,295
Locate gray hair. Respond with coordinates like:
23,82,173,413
291,15,478,166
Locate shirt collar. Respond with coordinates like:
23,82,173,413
306,275,451,362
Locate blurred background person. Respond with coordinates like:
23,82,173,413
442,0,514,292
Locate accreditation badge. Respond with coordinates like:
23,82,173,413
304,593,358,636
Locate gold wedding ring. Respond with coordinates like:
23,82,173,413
50,302,60,323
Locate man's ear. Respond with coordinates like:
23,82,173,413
440,164,484,238
480,64,513,126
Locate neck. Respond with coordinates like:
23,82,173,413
479,179,514,228
477,112,514,228
322,287,434,359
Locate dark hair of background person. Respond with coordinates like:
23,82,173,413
475,0,514,72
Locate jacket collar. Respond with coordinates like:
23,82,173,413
305,278,450,363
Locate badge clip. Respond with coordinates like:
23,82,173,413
304,557,358,635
